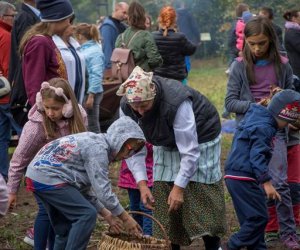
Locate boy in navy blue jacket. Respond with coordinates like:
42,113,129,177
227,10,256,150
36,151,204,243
224,89,300,250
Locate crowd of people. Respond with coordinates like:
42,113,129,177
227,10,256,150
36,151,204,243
0,0,300,250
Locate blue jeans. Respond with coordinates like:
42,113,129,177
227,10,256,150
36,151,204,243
34,195,55,250
0,103,22,177
35,186,97,250
128,188,152,235
84,93,103,133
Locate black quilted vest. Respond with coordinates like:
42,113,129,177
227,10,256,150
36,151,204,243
120,76,221,147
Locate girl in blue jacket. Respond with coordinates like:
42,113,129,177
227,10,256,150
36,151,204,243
75,23,105,133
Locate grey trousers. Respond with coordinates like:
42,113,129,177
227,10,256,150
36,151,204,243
269,135,296,237
84,92,103,133
35,185,97,250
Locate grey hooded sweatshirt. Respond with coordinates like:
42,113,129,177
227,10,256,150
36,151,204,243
26,116,145,216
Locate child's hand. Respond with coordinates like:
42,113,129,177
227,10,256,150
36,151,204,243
8,193,17,210
119,212,142,235
168,185,184,212
263,181,281,201
138,180,155,210
257,97,270,106
85,94,94,110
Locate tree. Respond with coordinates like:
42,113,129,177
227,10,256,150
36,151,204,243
9,0,300,57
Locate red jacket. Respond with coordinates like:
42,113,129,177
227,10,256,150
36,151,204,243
0,20,12,104
22,35,67,106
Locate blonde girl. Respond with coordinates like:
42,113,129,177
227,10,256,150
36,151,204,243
75,23,105,133
19,0,74,107
7,78,87,250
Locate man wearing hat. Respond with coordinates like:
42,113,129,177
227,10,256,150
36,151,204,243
117,66,226,250
224,89,300,250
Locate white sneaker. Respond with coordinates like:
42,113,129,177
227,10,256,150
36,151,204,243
23,227,34,247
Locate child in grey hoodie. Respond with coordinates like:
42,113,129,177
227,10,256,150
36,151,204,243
25,116,146,250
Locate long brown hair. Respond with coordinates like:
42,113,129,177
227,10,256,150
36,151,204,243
242,16,282,85
40,78,86,139
74,23,100,42
128,1,146,30
19,22,54,55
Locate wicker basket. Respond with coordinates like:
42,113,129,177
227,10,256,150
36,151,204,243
98,211,171,250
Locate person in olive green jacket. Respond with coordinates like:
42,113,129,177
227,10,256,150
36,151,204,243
115,1,162,72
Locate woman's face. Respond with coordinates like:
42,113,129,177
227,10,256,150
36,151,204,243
129,100,154,116
145,17,151,30
42,98,64,122
63,24,75,40
245,33,270,59
51,17,72,36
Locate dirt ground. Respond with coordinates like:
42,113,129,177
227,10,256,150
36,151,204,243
0,134,289,249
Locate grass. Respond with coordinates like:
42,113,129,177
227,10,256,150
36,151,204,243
1,57,237,250
189,58,228,113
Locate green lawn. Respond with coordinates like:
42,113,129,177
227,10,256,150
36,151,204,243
189,58,228,114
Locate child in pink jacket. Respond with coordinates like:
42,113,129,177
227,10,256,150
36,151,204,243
118,142,153,235
235,11,253,52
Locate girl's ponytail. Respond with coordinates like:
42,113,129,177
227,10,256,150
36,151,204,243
89,24,100,42
75,23,100,42
158,6,177,36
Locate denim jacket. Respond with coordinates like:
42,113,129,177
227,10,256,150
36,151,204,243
80,40,104,94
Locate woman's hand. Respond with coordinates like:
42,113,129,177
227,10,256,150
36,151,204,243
8,193,17,210
168,185,184,212
85,94,94,110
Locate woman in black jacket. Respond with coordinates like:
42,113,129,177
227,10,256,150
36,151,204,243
152,6,196,83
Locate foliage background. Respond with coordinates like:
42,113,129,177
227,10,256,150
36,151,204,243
6,0,300,58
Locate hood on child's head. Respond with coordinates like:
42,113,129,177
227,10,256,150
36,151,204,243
106,116,145,155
